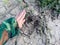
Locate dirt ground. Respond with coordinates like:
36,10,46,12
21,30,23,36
0,0,60,45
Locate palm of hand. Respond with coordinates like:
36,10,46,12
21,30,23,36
16,9,26,29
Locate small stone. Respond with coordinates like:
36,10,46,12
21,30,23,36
30,41,32,44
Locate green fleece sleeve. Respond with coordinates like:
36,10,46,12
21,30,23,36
0,17,19,40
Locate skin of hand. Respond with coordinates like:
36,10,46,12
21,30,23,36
0,9,26,45
16,9,26,29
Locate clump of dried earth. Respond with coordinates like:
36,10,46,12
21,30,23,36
0,0,60,45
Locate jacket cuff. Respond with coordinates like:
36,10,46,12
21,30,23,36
2,17,18,38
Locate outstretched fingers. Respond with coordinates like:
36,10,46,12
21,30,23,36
16,9,26,29
17,9,26,21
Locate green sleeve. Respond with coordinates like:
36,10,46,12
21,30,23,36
0,17,19,40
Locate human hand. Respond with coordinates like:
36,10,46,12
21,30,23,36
16,9,26,29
